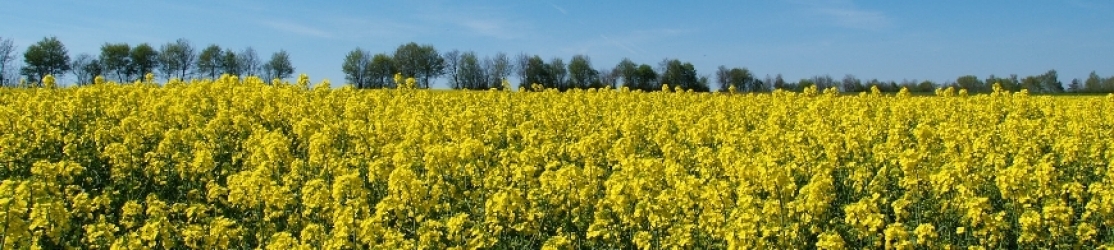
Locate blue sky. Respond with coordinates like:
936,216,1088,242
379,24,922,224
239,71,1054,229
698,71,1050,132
2,0,1112,87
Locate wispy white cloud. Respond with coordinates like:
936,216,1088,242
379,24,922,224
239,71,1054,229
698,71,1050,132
575,28,693,57
631,28,690,37
324,16,424,40
790,0,892,30
460,19,522,40
412,5,528,40
551,4,568,15
600,34,639,55
816,7,891,30
259,20,334,39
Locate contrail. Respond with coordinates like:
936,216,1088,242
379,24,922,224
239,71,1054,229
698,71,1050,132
600,34,639,55
550,3,567,14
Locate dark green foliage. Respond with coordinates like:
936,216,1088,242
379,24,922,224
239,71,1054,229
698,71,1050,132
21,36,70,84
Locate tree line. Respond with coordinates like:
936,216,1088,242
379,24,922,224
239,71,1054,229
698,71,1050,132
342,43,712,92
5,36,1114,93
345,42,1114,94
2,36,294,87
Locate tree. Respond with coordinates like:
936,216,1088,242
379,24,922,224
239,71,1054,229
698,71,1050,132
755,75,770,92
715,66,731,91
839,74,864,92
811,75,835,90
99,43,132,82
1039,69,1063,93
0,37,16,86
157,38,196,80
484,52,514,89
442,49,463,89
367,53,395,88
515,52,531,88
1005,74,1021,92
393,42,444,88
342,48,372,88
955,75,983,92
738,67,761,92
866,79,889,92
772,74,788,90
659,59,703,91
716,66,760,92
986,74,1020,92
1015,69,1063,93
458,51,486,89
907,80,926,92
21,36,71,84
763,75,774,90
1068,78,1082,93
521,55,550,90
1084,71,1102,93
263,50,294,81
1,62,17,87
548,57,568,90
70,53,101,85
599,67,618,89
130,43,159,81
915,80,936,93
220,49,240,76
1020,75,1042,92
885,80,900,92
797,78,816,92
197,44,222,79
567,55,598,89
633,64,658,91
238,47,261,77
1104,75,1114,93
615,58,637,89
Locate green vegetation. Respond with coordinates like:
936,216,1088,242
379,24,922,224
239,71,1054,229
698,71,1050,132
3,36,1114,94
